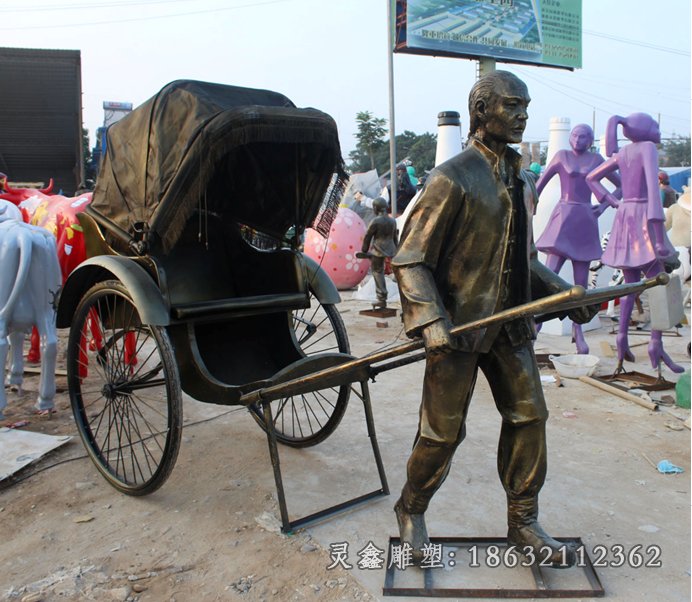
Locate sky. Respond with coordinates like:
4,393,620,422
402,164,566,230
2,0,690,161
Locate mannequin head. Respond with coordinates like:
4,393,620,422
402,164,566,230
569,124,594,154
606,112,661,156
623,112,660,144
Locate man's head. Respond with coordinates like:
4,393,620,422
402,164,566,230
658,171,670,185
372,196,388,215
468,71,530,147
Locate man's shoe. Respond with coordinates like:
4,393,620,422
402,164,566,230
507,521,576,568
394,499,429,564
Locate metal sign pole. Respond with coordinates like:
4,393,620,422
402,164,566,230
387,0,397,216
477,56,497,78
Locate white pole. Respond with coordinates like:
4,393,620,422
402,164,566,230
386,0,397,216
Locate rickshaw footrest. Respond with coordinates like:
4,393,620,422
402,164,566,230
284,488,389,533
262,379,389,534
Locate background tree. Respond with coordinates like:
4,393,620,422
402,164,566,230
407,132,437,174
347,111,438,177
659,135,691,167
348,111,387,173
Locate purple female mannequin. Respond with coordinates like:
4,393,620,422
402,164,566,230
535,124,620,354
586,113,683,374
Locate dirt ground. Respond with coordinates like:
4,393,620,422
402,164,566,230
1,287,690,602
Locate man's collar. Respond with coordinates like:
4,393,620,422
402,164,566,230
469,137,523,177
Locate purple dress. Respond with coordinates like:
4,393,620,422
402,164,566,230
535,151,604,262
591,143,675,269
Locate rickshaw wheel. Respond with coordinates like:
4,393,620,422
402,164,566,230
67,280,182,495
250,291,351,448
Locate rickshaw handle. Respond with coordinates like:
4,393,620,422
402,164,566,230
240,273,669,405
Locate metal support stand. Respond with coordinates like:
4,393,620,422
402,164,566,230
383,536,604,598
263,379,389,534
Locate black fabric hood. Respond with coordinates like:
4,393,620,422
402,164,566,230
91,79,347,253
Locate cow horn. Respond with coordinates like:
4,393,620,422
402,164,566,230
39,178,54,194
3,179,17,194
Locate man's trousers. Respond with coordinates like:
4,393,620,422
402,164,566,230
400,329,549,526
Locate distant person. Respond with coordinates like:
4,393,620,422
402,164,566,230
353,190,377,209
388,163,417,216
415,173,427,191
659,171,677,208
527,161,541,183
406,165,418,187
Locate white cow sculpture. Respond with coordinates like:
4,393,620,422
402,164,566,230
0,200,62,419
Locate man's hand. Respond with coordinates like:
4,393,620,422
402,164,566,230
422,319,456,354
567,303,600,325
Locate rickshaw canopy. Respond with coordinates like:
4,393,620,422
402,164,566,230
91,79,347,253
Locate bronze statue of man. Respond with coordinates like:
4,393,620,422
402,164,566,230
392,70,595,567
360,197,398,309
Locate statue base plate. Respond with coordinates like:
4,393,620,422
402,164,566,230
383,536,604,598
360,308,398,318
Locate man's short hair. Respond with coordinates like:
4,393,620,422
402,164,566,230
468,71,526,137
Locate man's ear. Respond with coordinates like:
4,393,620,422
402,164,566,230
475,99,487,122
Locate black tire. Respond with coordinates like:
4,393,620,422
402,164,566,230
67,280,182,495
250,289,351,447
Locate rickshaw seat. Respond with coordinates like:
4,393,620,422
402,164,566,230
158,213,309,321
171,292,308,320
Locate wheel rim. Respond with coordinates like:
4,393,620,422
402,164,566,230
253,291,351,447
291,295,349,355
68,283,180,493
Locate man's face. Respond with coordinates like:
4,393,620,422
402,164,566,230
480,78,530,145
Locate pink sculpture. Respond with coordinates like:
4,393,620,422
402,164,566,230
535,124,621,354
303,207,369,290
586,113,683,374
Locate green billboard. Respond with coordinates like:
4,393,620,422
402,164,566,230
394,0,582,70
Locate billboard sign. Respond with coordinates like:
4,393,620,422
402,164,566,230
394,0,582,70
103,100,133,128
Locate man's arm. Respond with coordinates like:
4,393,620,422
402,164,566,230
362,222,375,254
392,171,459,343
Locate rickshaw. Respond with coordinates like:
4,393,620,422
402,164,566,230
56,79,668,533
56,80,389,531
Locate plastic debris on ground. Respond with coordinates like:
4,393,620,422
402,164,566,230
656,459,684,474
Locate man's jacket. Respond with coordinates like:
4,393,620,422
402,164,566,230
392,139,572,353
